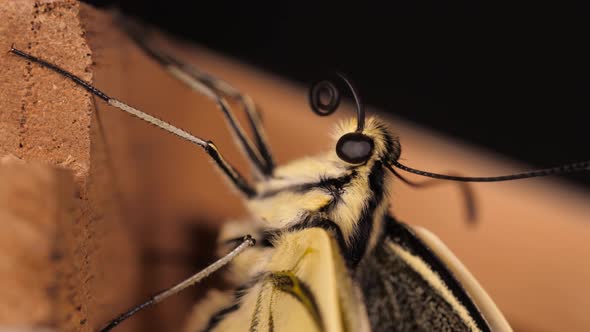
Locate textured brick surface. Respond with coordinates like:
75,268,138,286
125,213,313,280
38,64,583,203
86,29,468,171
0,2,139,331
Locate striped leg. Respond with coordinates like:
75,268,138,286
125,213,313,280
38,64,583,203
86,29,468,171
99,235,256,332
10,47,257,197
121,18,275,178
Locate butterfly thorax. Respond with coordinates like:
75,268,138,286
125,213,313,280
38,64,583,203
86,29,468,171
247,117,400,267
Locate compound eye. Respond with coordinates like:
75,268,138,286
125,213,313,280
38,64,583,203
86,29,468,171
336,132,374,164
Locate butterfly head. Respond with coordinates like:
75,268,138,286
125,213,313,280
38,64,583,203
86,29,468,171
309,75,401,169
331,116,401,169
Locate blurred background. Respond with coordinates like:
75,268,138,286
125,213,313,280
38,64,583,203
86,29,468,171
1,2,586,331
84,1,589,186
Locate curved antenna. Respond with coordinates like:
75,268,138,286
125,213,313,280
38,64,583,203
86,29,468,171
390,159,590,182
337,74,365,132
308,73,366,132
388,165,477,222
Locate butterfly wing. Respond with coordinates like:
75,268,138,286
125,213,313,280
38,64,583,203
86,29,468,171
202,227,369,332
356,216,512,332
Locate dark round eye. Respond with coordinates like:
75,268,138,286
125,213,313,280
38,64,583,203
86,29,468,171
336,132,374,164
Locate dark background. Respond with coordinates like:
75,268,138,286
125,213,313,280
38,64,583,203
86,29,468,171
84,1,590,186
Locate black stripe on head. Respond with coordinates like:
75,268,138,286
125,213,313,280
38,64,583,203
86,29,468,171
382,131,401,162
344,160,386,268
255,171,355,200
260,161,387,269
372,120,401,162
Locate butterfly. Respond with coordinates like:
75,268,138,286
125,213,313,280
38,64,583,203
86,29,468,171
9,15,590,332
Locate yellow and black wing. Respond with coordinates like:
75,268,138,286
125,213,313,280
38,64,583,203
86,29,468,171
202,227,369,332
356,216,512,332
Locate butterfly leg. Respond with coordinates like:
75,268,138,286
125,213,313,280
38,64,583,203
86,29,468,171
192,229,357,332
119,18,275,178
9,47,258,197
215,221,275,286
98,235,255,332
